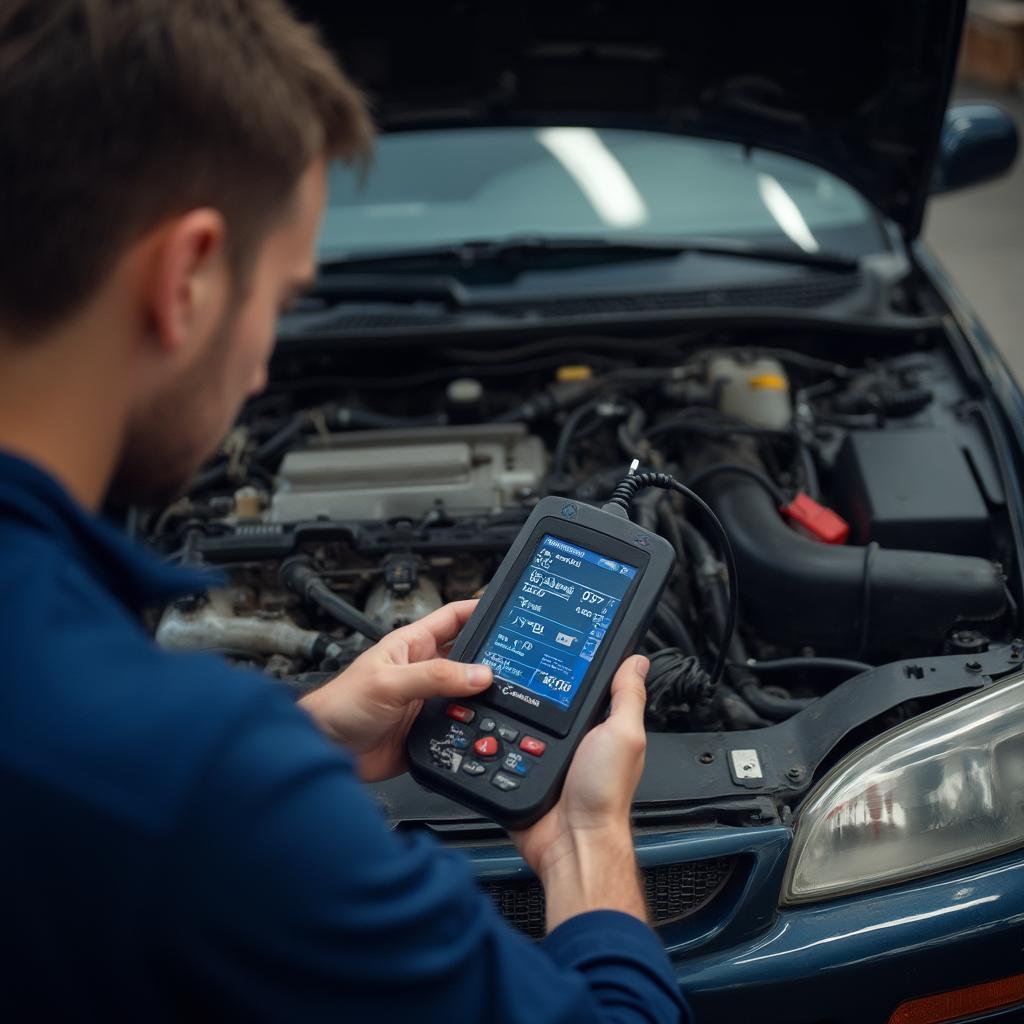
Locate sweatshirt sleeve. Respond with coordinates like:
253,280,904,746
157,683,689,1024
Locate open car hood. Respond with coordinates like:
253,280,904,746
296,0,965,240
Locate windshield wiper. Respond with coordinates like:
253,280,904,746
318,234,860,276
292,235,861,319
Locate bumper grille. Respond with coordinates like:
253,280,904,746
482,857,735,940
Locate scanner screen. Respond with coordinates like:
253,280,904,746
476,534,638,710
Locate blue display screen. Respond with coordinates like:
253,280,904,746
476,534,638,710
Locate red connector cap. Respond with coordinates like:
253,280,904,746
781,492,850,545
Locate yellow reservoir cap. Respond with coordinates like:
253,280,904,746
556,365,593,383
748,373,789,391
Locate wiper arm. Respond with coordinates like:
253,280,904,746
319,234,860,275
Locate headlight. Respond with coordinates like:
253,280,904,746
782,671,1024,904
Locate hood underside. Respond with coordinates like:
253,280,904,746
296,0,965,240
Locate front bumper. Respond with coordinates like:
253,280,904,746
679,848,1024,1024
469,822,1024,1023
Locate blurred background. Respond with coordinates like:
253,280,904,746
927,1,1024,380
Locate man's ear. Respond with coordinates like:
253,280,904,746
147,209,228,357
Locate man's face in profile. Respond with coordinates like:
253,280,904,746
109,160,327,507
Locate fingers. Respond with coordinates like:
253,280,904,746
387,600,479,662
380,657,492,703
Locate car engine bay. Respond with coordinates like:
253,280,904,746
139,324,1019,753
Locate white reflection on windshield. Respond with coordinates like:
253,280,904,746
536,127,649,228
757,172,820,252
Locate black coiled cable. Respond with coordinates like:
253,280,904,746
603,469,739,689
645,649,714,724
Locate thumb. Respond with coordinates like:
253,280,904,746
606,655,650,725
381,658,492,703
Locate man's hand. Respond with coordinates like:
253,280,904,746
511,655,650,931
299,601,492,782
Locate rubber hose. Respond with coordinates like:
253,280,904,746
335,408,448,430
739,656,874,675
734,673,813,720
705,479,1006,656
716,683,772,729
281,558,386,643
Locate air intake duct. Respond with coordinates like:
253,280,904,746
706,479,1006,658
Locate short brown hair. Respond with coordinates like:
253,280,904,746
0,0,374,336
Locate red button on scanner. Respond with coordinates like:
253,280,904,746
473,736,499,758
520,736,546,757
446,704,475,724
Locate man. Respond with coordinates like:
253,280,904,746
0,2,688,1020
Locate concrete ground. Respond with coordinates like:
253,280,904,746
925,82,1024,380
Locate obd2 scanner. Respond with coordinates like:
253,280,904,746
407,486,676,829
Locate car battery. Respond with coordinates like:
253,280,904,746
834,429,990,556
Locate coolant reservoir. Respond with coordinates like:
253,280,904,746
708,355,792,430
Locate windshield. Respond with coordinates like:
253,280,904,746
323,127,886,260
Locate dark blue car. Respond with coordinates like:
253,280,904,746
150,3,1024,1020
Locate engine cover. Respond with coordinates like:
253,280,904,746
270,424,546,523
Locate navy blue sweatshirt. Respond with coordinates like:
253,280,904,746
0,451,688,1022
